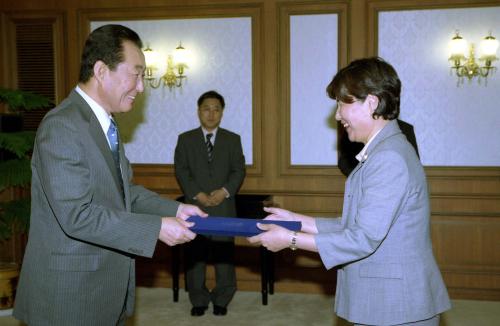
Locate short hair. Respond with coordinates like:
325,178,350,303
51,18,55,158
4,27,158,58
326,57,401,120
79,24,143,83
197,90,225,109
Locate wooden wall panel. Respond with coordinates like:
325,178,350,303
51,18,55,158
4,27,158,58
432,213,500,300
272,194,344,216
1,0,499,301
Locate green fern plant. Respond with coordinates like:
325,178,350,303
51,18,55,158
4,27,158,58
0,88,51,241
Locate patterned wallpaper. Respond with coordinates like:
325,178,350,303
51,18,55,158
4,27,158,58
290,14,339,165
91,19,252,164
379,7,500,166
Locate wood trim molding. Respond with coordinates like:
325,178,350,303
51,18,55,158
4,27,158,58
77,3,264,176
425,166,500,178
277,1,349,176
367,0,500,56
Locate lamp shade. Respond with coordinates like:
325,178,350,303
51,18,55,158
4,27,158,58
480,34,499,58
143,46,159,68
449,32,468,59
173,42,189,66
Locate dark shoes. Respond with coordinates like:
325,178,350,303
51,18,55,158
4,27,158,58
190,305,227,316
213,305,227,316
190,306,208,316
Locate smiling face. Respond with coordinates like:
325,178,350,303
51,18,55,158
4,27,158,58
198,98,223,132
335,94,379,144
97,41,145,114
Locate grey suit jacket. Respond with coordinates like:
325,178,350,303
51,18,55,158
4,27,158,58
14,90,180,325
315,120,451,325
174,127,245,217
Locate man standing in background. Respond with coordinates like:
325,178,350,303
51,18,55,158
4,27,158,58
175,90,246,317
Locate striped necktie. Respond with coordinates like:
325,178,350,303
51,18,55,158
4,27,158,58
107,119,123,192
206,133,214,162
107,119,120,168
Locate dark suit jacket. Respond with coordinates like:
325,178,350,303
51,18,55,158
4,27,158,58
338,119,419,177
174,127,245,217
14,90,180,325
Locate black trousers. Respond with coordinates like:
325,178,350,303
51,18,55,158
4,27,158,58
185,234,236,307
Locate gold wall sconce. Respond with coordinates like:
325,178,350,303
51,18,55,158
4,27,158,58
143,42,189,90
449,31,499,84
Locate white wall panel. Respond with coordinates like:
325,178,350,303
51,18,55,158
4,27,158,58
290,14,338,165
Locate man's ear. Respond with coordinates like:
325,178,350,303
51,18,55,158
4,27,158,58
93,60,108,83
367,94,379,113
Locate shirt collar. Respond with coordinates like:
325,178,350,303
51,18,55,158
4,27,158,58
75,85,112,135
202,127,218,142
355,128,383,162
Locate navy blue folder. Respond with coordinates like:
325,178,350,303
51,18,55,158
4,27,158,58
187,216,301,237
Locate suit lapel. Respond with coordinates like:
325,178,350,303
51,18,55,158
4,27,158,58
70,91,124,195
347,121,401,181
364,120,401,160
350,120,402,175
117,138,131,210
211,128,228,164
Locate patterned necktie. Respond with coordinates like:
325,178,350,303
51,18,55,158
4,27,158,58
107,119,120,167
107,119,123,193
206,133,214,162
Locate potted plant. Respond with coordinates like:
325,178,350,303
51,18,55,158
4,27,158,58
0,88,51,311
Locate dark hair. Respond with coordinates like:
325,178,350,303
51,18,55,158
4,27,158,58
326,57,401,120
79,24,143,83
197,90,225,109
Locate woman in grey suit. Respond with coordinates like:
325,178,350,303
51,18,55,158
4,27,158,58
249,57,451,325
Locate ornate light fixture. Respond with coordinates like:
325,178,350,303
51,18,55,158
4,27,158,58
449,31,499,84
143,42,189,90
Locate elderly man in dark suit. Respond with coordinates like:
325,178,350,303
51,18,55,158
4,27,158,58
13,24,205,326
174,90,246,317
